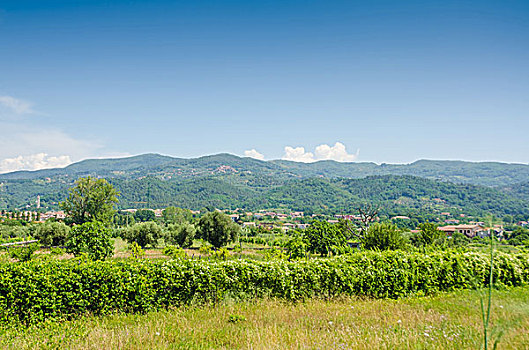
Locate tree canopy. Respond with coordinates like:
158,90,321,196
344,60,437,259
60,176,119,225
197,211,240,248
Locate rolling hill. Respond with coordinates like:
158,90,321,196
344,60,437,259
0,153,528,217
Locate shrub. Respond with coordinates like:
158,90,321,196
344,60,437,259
8,243,39,262
0,250,527,325
133,209,155,223
212,247,231,260
123,222,164,248
363,223,407,251
0,225,29,241
164,245,186,259
65,221,114,260
33,222,70,246
415,222,445,247
129,242,145,259
165,223,196,248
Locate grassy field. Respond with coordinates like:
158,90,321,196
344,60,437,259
1,287,528,349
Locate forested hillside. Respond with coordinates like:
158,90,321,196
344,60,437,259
1,172,528,218
1,153,529,186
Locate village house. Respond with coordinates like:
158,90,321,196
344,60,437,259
438,224,485,238
281,223,297,232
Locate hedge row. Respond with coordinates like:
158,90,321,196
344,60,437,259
0,250,528,324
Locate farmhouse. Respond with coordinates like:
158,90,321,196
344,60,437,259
438,224,484,238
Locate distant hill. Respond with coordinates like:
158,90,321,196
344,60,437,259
0,153,528,217
1,153,528,186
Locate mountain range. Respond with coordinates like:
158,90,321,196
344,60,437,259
1,153,528,218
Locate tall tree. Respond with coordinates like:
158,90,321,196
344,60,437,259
162,206,192,224
197,211,240,248
304,220,347,256
60,176,119,225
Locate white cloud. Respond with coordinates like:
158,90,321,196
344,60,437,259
315,142,359,162
244,149,265,160
283,146,315,163
282,142,359,163
0,153,72,173
0,95,34,115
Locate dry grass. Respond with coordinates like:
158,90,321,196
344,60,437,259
2,287,529,349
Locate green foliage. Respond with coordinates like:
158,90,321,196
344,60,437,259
163,245,186,259
362,223,407,251
33,222,70,246
60,176,119,224
285,234,306,260
65,221,114,260
197,211,240,248
212,247,231,261
8,243,39,262
415,222,445,247
449,231,471,247
162,207,192,224
165,223,196,248
123,222,163,248
0,250,528,325
50,247,65,256
4,155,529,218
263,248,287,261
129,242,145,259
0,225,30,242
133,209,155,222
304,220,346,256
228,314,246,323
199,244,212,256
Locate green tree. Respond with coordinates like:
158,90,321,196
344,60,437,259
197,211,240,248
60,177,119,225
304,220,346,256
416,222,445,246
285,233,306,259
133,209,155,222
362,222,407,251
65,221,114,260
450,231,471,246
123,221,164,248
34,222,70,246
165,222,196,248
162,206,192,224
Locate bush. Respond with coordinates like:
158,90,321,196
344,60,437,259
285,235,306,259
129,242,145,259
8,243,39,262
65,221,114,260
165,223,196,248
0,225,29,241
133,209,155,222
123,222,164,248
33,222,70,246
164,245,186,259
0,250,527,324
363,223,407,251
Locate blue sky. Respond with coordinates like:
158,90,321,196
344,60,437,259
0,0,528,172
